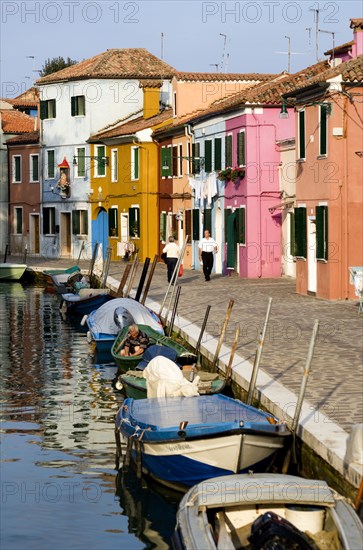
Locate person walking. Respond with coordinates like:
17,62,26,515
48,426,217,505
162,236,180,283
198,230,218,281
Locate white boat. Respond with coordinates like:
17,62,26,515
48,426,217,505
173,473,363,550
0,263,27,281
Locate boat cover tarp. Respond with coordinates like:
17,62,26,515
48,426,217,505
87,298,164,337
143,356,200,398
136,344,179,370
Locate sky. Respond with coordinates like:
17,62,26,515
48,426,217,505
1,0,362,98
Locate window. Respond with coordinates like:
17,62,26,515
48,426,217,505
129,206,140,238
187,141,192,174
71,95,86,116
237,131,245,167
294,207,307,258
14,208,22,234
30,154,39,182
161,146,172,177
43,207,56,234
237,206,246,244
289,211,295,256
75,147,85,178
192,142,201,174
12,155,21,183
109,207,118,237
172,145,178,177
298,110,306,160
111,149,118,182
173,91,177,117
47,150,55,179
319,105,328,156
224,209,232,242
178,144,183,176
72,210,88,235
160,211,167,242
214,138,222,171
40,99,56,120
131,146,139,180
316,205,328,260
225,135,232,167
95,145,106,177
192,209,200,240
185,209,191,239
204,140,212,172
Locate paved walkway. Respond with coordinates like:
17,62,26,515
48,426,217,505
8,254,363,489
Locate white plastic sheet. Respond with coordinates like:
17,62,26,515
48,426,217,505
143,356,200,398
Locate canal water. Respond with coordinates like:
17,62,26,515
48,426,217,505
0,282,180,550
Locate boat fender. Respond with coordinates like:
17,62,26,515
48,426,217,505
178,421,188,438
115,379,123,391
80,314,88,326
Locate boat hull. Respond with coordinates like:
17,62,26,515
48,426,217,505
0,264,27,281
62,293,112,315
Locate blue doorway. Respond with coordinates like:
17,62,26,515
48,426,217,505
92,208,108,259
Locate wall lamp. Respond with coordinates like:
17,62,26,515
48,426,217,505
73,155,109,166
279,98,289,119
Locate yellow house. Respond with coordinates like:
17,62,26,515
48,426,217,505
88,81,172,262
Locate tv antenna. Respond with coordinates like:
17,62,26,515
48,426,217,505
210,64,219,72
309,7,320,62
319,28,336,64
161,32,164,60
219,33,229,72
274,36,305,73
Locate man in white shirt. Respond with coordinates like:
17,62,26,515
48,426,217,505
198,230,218,281
162,236,180,283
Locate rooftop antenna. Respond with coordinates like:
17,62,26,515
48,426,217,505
319,28,335,64
210,63,219,72
219,33,227,72
274,36,305,73
309,7,320,62
306,27,312,63
225,52,230,73
161,32,164,60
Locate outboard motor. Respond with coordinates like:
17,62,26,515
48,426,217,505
114,307,134,330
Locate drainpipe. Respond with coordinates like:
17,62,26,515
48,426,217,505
343,96,349,299
252,113,263,277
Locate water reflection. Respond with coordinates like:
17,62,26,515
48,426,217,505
0,282,177,549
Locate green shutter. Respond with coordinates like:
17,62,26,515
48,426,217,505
225,135,232,167
51,100,56,118
32,156,39,181
320,105,327,156
204,140,212,172
108,208,118,236
192,143,201,174
97,146,105,176
192,209,200,240
237,207,246,244
71,96,76,116
316,206,328,260
299,111,305,159
214,138,222,171
160,212,166,241
203,209,212,233
161,147,172,177
237,132,245,166
294,207,307,257
227,212,236,268
72,211,80,234
78,149,85,177
289,212,295,256
83,211,88,235
43,208,49,233
48,150,55,178
40,100,47,120
134,147,139,179
15,157,21,181
224,209,232,241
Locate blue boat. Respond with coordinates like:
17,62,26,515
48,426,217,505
115,394,290,492
61,288,112,316
86,298,164,358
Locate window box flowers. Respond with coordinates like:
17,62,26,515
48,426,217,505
218,166,245,182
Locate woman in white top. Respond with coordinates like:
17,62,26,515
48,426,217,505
162,236,180,283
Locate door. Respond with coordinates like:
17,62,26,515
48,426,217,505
92,208,108,259
60,212,71,257
307,217,317,294
29,214,40,254
226,211,237,270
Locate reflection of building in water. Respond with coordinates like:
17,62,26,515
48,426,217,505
115,469,180,549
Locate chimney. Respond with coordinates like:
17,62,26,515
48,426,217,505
139,80,162,119
350,18,363,57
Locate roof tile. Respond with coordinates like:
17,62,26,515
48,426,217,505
1,109,36,133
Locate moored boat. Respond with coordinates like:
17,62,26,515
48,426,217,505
61,288,112,315
172,473,363,549
115,394,290,492
0,263,27,281
112,326,192,374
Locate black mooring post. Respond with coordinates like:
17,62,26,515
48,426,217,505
135,257,150,302
3,244,8,263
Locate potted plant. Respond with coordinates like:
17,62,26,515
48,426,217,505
218,166,245,183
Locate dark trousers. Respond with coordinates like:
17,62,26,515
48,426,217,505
166,257,178,283
202,251,213,281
